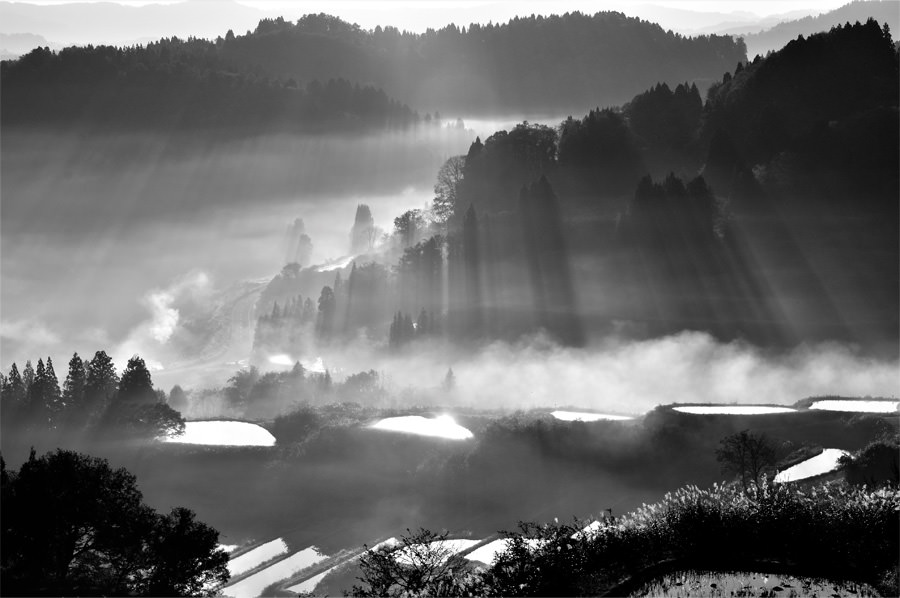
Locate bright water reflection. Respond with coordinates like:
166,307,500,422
223,546,328,598
809,399,899,413
673,406,796,415
227,538,289,578
162,421,276,446
371,415,474,440
551,410,634,422
774,448,849,483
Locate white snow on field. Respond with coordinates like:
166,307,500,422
223,546,328,598
673,406,796,415
268,354,294,366
809,400,899,413
285,566,334,594
316,255,356,272
227,538,289,578
551,410,634,422
464,538,544,565
371,415,473,440
285,538,398,594
162,421,276,446
393,539,482,566
774,448,849,483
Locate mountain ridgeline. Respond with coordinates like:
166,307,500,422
254,19,898,355
0,11,747,130
214,12,746,114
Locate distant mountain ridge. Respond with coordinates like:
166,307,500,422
213,12,745,115
738,0,900,57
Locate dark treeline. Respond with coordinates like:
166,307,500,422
216,12,745,114
0,40,417,132
105,396,898,560
1,449,229,596
0,352,184,450
250,20,898,353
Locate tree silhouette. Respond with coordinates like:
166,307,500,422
432,156,466,227
1,449,229,596
62,353,86,426
716,430,779,491
83,351,119,426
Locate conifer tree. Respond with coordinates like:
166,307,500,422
44,357,62,426
21,360,35,394
84,351,119,425
62,353,86,424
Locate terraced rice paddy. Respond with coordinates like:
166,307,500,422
371,415,474,439
672,406,796,415
551,410,634,422
223,546,328,598
162,420,276,446
809,399,899,413
226,538,289,578
774,448,849,483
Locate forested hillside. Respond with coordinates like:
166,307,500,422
0,11,747,127
0,39,417,132
252,19,898,356
217,12,745,114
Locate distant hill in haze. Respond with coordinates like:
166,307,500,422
0,0,265,47
738,0,900,57
1,11,746,126
0,32,58,59
214,12,746,115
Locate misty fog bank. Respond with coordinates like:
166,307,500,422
0,126,473,361
148,330,900,416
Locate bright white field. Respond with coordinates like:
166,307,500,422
393,539,482,565
371,415,473,439
226,538,289,578
774,448,849,483
551,410,634,422
163,420,276,446
809,399,899,413
673,406,796,415
223,546,328,598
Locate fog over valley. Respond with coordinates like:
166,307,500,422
1,2,898,597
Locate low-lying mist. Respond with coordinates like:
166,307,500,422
0,125,472,363
151,328,899,415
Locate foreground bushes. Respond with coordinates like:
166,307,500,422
352,479,900,596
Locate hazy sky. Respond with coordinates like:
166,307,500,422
0,0,855,44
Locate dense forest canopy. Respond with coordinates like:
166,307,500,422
0,10,748,130
0,39,417,131
217,11,747,114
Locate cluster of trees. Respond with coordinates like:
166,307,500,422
1,42,417,131
253,295,316,352
388,309,439,349
217,12,745,113
246,18,896,351
1,449,228,596
0,352,183,443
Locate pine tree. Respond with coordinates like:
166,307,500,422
442,368,456,391
84,351,119,426
62,353,86,423
117,356,157,406
44,357,62,427
1,364,26,436
21,360,35,394
27,359,48,428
